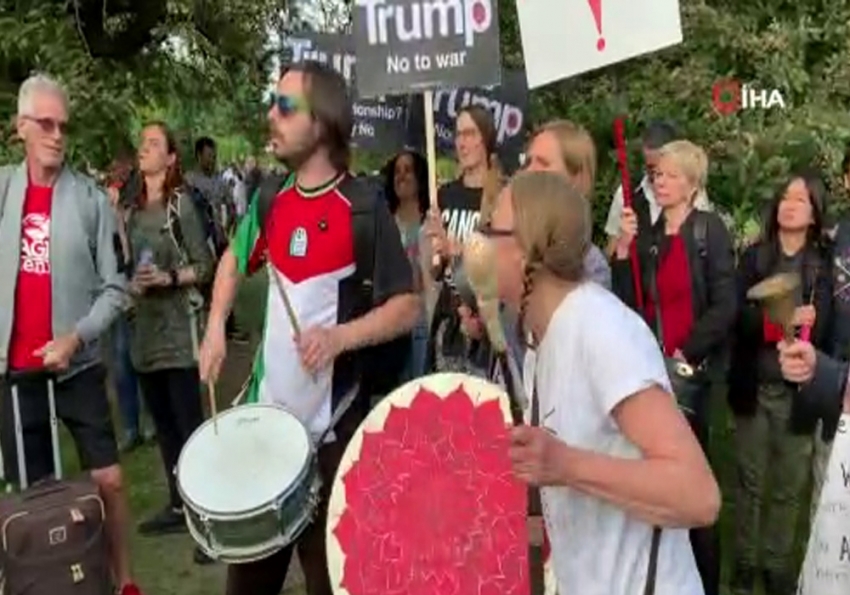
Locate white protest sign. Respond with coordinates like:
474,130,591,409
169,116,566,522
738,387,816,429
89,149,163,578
516,0,683,89
798,414,850,594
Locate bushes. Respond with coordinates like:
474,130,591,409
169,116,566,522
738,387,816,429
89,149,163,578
499,0,850,240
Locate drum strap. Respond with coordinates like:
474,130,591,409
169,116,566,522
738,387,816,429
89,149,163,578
528,383,545,595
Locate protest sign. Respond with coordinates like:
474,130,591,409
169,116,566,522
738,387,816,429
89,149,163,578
516,0,682,89
283,33,410,152
406,69,529,173
352,0,501,98
798,415,850,595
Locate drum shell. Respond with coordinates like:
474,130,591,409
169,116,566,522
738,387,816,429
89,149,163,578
176,404,322,564
183,457,321,564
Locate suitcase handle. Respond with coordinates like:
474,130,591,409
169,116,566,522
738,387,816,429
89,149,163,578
6,369,56,384
7,371,62,490
19,479,69,501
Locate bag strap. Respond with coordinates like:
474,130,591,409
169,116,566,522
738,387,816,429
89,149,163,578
166,193,188,264
256,172,292,233
646,243,666,351
692,212,710,309
644,527,662,595
527,363,545,592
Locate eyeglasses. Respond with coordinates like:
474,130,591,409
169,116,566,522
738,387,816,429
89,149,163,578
22,116,68,135
479,223,514,238
269,93,308,116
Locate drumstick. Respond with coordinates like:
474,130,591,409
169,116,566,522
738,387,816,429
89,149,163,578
207,382,219,435
268,261,301,336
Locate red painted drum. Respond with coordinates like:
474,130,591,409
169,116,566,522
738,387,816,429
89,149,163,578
326,373,530,595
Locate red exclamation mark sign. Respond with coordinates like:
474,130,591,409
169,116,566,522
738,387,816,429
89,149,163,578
587,0,605,51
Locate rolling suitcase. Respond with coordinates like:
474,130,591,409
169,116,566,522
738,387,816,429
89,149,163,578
0,371,112,595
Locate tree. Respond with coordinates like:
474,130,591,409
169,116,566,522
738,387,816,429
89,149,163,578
498,0,850,236
0,0,278,167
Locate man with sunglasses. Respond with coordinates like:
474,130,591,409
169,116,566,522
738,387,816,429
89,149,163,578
199,61,419,595
0,75,142,595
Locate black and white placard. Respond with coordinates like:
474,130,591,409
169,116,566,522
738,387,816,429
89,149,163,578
283,33,411,152
406,69,529,173
352,0,501,98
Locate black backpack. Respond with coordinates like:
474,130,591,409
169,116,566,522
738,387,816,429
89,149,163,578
256,173,412,401
184,185,228,260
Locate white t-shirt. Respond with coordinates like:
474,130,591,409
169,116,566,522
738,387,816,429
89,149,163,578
524,283,704,595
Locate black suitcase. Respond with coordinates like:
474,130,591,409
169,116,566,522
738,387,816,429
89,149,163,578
0,371,112,595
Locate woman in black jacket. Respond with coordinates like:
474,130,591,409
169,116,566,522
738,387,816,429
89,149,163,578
727,171,832,595
611,140,737,595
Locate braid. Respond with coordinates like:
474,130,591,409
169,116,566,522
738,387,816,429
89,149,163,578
519,259,542,348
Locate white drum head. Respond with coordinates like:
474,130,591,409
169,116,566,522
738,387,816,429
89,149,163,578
178,404,311,515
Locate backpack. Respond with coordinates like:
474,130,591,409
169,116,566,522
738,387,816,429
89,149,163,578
256,173,412,400
184,185,228,260
162,192,208,311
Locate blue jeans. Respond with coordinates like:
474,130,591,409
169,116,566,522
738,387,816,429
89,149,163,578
112,315,142,440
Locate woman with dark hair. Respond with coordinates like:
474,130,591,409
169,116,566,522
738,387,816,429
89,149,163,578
728,170,833,595
122,123,214,559
383,150,430,379
424,104,502,375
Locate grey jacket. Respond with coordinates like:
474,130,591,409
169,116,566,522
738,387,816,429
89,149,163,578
0,162,126,378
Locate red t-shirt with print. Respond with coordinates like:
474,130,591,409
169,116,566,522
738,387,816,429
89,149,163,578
8,183,54,370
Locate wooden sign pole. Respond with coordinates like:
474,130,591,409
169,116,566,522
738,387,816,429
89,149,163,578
423,90,442,268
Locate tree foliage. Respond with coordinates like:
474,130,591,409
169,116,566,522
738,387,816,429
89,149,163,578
3,0,850,237
498,0,850,234
0,0,279,167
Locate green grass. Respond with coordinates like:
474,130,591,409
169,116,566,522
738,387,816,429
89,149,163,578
34,273,813,594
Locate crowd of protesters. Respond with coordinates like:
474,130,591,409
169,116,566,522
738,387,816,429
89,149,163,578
0,68,846,595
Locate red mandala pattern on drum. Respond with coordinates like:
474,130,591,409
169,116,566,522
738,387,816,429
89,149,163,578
334,385,529,595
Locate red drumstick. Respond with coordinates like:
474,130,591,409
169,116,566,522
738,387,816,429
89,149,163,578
613,117,645,310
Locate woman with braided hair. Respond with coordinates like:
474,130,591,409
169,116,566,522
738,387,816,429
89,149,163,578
485,170,719,595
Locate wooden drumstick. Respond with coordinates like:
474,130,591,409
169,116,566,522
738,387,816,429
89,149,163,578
207,382,219,435
268,261,302,337
423,91,442,269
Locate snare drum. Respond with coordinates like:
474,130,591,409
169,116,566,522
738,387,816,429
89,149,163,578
176,404,321,564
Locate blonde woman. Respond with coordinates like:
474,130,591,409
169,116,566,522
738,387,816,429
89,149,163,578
486,170,719,594
524,120,609,287
611,140,735,595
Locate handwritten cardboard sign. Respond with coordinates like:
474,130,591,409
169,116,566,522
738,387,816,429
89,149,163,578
798,414,850,594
